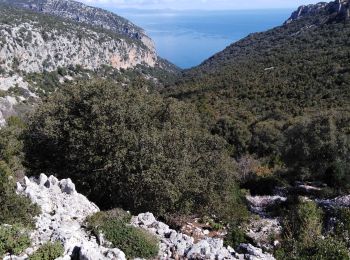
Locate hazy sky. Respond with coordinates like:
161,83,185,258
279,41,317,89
78,0,326,10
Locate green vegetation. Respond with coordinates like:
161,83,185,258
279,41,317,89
162,10,350,195
276,199,350,259
24,80,247,221
0,117,40,228
28,242,64,260
225,225,247,248
165,15,350,120
283,112,350,186
0,224,31,256
0,117,39,258
333,208,350,247
1,2,349,258
87,209,158,259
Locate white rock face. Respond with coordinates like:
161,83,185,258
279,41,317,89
246,196,287,217
0,96,19,127
238,244,275,260
6,175,275,260
131,213,276,260
0,21,157,74
16,174,126,260
317,195,350,208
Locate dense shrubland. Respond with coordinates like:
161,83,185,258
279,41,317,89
24,80,247,222
0,2,349,259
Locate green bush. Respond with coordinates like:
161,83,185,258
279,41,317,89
276,199,331,259
224,225,247,248
24,80,246,220
276,237,350,260
309,238,350,260
212,117,252,157
0,224,30,256
250,120,284,158
334,208,350,247
28,242,64,260
0,161,40,227
283,199,323,248
87,211,158,259
283,113,350,184
0,116,26,177
323,161,350,192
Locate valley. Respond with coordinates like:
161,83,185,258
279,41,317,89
0,0,350,259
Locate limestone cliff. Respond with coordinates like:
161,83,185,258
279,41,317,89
285,0,350,24
0,0,156,52
0,4,157,74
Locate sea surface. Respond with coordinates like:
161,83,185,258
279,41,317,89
115,9,293,69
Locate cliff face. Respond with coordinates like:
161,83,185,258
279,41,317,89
285,0,350,23
0,0,156,52
0,2,175,126
0,4,157,74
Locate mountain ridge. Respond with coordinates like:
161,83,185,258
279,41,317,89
285,0,350,24
163,0,350,122
0,0,156,52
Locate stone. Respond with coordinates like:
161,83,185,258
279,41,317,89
59,178,76,194
8,175,274,260
14,174,124,260
39,173,48,186
239,244,275,260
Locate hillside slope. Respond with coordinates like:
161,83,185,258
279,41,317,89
0,3,157,74
164,0,350,121
0,0,156,52
0,2,178,125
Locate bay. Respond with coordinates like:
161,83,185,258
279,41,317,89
115,9,294,69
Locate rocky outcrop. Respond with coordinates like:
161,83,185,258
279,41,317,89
285,2,328,23
0,5,157,74
0,2,161,126
131,213,275,260
0,75,37,126
0,0,155,52
317,195,350,209
246,196,287,217
12,174,126,260
2,175,276,260
285,0,350,24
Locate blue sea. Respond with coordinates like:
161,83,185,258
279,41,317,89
115,9,293,69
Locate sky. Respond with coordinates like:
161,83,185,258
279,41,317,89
78,0,326,10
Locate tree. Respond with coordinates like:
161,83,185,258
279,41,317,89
24,80,246,220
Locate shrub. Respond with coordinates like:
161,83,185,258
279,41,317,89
87,211,158,259
283,199,323,248
250,120,284,158
309,237,350,260
0,161,40,227
24,80,246,220
275,237,350,260
283,113,350,184
0,224,30,256
224,225,247,248
28,242,64,260
323,161,350,192
276,199,329,259
334,208,350,247
212,117,252,157
0,116,26,177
